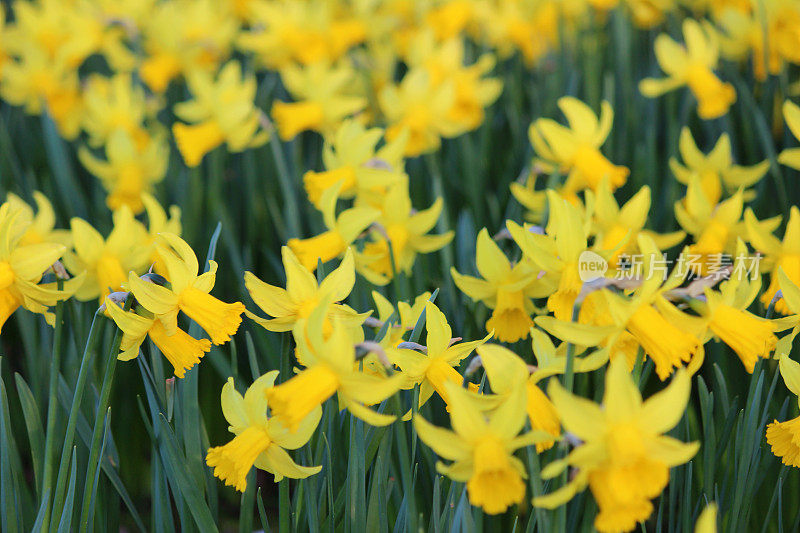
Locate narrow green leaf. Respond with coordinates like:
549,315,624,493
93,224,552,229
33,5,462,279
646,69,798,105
55,447,77,533
13,373,44,494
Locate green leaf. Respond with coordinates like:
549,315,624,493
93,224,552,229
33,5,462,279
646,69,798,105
55,447,77,533
0,362,21,533
156,415,218,532
13,373,44,495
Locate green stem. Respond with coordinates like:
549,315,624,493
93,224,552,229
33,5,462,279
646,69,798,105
79,297,131,532
391,394,417,533
49,310,105,532
279,479,290,533
556,304,580,532
39,284,65,533
269,135,302,239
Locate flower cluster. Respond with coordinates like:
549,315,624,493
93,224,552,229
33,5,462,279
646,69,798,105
4,1,800,532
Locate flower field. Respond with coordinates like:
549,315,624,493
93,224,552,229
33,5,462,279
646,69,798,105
1,0,800,531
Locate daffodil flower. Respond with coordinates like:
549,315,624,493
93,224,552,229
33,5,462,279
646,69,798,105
81,73,151,149
141,194,182,276
302,120,407,208
78,130,169,213
640,19,736,119
207,373,322,492
387,302,491,412
405,34,502,132
676,186,774,275
63,206,150,302
357,184,453,284
244,247,365,333
773,269,800,357
271,62,367,141
472,0,558,66
746,206,800,314
287,184,380,271
127,232,245,345
534,356,698,533
0,204,82,332
238,1,366,69
138,0,237,93
767,354,800,467
5,191,69,247
537,235,703,380
414,380,553,514
104,291,211,378
452,228,553,342
510,173,548,223
670,127,769,205
507,190,592,320
379,68,463,157
477,334,607,452
267,302,404,431
590,178,685,267
370,290,430,348
529,97,628,196
779,100,800,171
172,61,268,167
687,240,782,372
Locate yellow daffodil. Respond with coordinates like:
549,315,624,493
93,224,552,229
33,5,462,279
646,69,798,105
0,202,81,332
0,49,83,139
5,192,69,247
529,97,628,196
302,120,407,208
477,337,607,452
271,62,367,141
406,34,503,132
626,0,676,28
774,269,800,357
766,354,800,467
267,303,404,431
452,228,553,342
424,0,475,41
675,186,760,275
690,241,779,372
370,291,431,348
81,73,151,149
510,173,548,223
507,190,592,320
534,356,698,533
746,206,800,314
244,247,365,333
388,302,491,412
207,373,322,491
358,184,453,284
127,233,245,345
63,206,150,302
238,0,366,69
79,130,169,213
414,380,552,514
138,0,237,93
717,0,800,81
172,61,268,167
103,290,211,378
476,0,557,66
590,179,685,266
670,127,770,204
537,235,703,379
779,100,800,170
379,67,463,157
287,184,380,271
640,19,736,119
695,503,718,533
140,194,182,270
